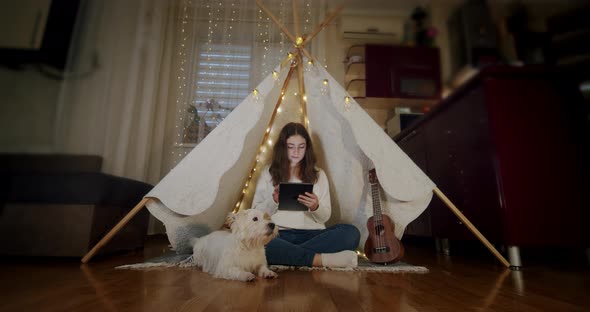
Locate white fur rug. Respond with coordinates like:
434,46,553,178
116,253,428,274
270,258,428,273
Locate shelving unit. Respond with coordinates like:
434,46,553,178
343,44,438,112
344,45,366,98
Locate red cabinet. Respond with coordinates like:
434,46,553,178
396,66,589,248
365,45,441,99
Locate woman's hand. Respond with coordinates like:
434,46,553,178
298,192,319,211
272,185,279,204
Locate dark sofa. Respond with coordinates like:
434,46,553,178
0,154,153,257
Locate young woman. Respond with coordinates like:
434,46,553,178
252,122,360,268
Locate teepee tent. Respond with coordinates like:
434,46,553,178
82,0,509,267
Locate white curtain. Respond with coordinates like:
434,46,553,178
55,0,174,184
165,0,319,170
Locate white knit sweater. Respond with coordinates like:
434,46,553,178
252,166,331,230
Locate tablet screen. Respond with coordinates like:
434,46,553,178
278,182,313,211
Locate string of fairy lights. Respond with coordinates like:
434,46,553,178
302,1,311,34
233,61,298,213
278,1,286,63
172,0,298,168
172,0,191,161
171,0,354,212
262,8,271,79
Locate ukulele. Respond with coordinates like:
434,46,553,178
364,168,404,264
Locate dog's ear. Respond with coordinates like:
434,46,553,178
224,213,237,230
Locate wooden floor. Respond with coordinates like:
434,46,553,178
1,236,589,312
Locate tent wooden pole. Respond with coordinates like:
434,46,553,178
433,187,510,267
301,47,316,65
301,5,343,47
233,64,299,213
81,197,151,263
255,0,297,44
280,51,297,69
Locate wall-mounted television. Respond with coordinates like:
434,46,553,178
0,0,81,70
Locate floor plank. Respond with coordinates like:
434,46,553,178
1,236,589,312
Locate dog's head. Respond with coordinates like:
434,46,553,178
226,209,278,248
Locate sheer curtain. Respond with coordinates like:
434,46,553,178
166,0,318,171
55,0,174,184
55,0,318,185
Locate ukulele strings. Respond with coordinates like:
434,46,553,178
372,182,384,250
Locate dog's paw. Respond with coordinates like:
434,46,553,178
241,272,257,282
260,270,278,279
259,267,278,279
231,271,256,282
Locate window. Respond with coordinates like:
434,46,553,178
181,43,252,145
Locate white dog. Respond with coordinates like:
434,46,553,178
182,209,279,282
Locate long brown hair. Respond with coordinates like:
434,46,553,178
269,122,319,185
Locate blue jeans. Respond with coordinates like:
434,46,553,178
265,224,360,266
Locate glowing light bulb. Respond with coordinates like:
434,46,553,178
344,96,352,111
296,37,303,46
320,79,330,96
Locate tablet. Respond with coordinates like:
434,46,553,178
278,182,314,211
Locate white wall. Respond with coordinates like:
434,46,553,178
0,67,60,153
0,0,63,154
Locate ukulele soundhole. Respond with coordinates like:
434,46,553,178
373,224,385,235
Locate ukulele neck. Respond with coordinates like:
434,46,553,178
370,182,382,220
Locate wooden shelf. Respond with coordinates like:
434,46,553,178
343,44,441,113
344,62,365,82
344,45,366,99
354,97,437,110
346,44,365,59
345,79,365,96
